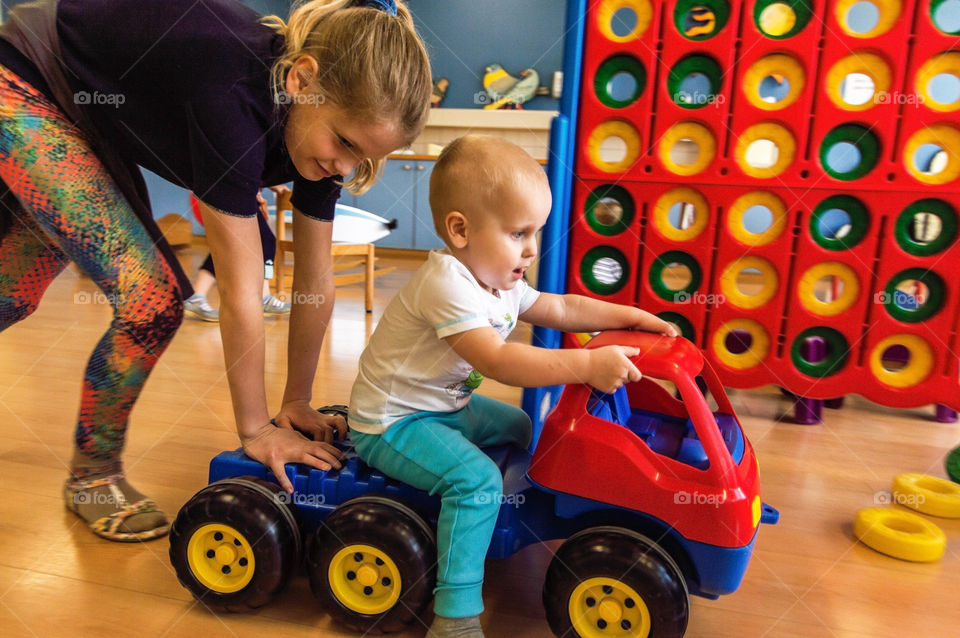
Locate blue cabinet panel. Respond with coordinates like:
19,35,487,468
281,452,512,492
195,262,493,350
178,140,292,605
354,160,416,249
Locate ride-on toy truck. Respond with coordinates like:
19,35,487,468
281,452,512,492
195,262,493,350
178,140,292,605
169,331,778,637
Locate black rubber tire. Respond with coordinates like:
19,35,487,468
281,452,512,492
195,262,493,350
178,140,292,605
543,527,689,638
307,496,436,634
169,476,300,612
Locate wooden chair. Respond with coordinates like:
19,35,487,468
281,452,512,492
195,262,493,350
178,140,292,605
272,190,393,312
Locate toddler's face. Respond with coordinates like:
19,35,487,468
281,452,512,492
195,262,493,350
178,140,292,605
462,177,552,294
284,98,405,182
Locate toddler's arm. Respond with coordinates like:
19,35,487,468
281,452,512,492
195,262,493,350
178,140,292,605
520,292,677,336
445,328,641,393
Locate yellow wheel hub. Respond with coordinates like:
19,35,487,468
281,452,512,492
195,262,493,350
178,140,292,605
328,544,402,615
569,577,651,637
186,523,255,593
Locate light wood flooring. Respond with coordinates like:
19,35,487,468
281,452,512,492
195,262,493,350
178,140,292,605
1,240,958,638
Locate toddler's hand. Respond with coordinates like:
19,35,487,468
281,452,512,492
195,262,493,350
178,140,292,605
241,422,343,493
586,345,642,394
634,309,679,337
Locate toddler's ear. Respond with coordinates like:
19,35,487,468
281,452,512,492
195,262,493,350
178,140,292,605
445,211,469,249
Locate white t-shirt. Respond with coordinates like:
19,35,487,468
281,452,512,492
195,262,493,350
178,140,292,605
348,250,540,434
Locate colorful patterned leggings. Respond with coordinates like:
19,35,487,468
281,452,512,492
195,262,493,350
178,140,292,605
0,64,183,477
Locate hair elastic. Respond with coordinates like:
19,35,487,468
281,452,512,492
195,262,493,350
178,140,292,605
355,0,397,16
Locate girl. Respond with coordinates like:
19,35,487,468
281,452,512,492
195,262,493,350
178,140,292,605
0,0,431,541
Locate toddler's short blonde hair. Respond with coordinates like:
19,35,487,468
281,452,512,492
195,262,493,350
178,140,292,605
429,135,547,243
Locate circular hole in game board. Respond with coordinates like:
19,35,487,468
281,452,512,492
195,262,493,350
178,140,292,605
846,1,880,34
840,72,876,106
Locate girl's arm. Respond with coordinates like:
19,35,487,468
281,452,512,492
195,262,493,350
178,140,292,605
201,203,342,492
520,292,677,336
273,210,348,440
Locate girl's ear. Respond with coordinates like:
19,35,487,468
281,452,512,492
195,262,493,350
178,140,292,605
285,55,320,97
445,211,469,249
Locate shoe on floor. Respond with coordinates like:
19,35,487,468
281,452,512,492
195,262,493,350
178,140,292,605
184,294,219,322
64,472,170,542
263,293,291,316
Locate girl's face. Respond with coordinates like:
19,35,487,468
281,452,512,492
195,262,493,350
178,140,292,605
283,57,406,180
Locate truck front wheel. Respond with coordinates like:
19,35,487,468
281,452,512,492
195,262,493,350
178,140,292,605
543,527,689,638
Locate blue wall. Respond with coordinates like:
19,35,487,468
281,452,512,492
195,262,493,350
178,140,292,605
409,0,565,110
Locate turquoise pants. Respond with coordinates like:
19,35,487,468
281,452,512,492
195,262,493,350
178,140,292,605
351,395,532,618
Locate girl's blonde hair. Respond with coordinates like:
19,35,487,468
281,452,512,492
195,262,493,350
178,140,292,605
263,0,432,193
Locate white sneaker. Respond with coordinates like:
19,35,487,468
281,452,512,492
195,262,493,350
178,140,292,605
183,294,219,322
263,294,291,316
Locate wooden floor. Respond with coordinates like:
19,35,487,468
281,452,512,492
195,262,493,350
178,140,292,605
1,240,958,638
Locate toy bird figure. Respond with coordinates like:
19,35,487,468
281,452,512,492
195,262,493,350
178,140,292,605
484,68,549,110
483,63,520,101
431,77,449,108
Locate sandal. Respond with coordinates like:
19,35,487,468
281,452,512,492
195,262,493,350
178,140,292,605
64,472,171,542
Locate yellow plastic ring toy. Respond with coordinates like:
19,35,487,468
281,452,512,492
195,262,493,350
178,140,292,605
658,121,716,176
652,187,709,241
825,52,892,111
597,0,654,42
855,507,945,562
742,54,806,111
796,262,860,317
903,124,960,184
893,473,960,518
726,191,787,246
916,53,960,112
712,319,770,370
720,256,778,310
869,334,934,388
735,122,796,178
588,121,642,173
835,0,902,38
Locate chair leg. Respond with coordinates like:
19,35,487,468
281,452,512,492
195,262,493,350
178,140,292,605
364,244,375,313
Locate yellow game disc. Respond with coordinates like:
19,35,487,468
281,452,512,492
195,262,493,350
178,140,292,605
712,319,771,370
916,53,960,112
658,122,716,176
652,187,709,241
903,125,960,185
854,507,945,562
825,52,892,111
796,262,861,317
720,256,778,310
588,121,642,173
597,0,654,42
893,473,960,518
735,122,796,178
869,334,934,388
742,54,805,110
726,191,787,246
835,0,902,39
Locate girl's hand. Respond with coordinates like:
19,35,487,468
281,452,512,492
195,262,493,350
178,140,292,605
275,399,348,443
241,422,344,493
586,345,642,394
